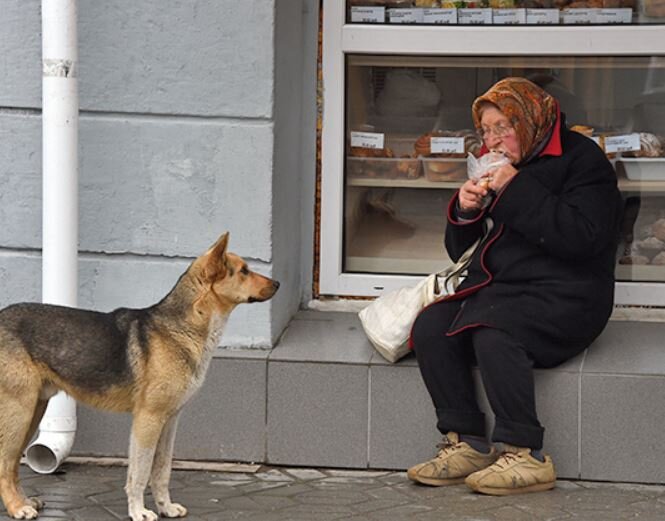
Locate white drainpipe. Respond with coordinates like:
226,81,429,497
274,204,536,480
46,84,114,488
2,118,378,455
25,0,79,474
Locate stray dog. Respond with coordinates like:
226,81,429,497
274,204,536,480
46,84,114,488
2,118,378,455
0,232,279,520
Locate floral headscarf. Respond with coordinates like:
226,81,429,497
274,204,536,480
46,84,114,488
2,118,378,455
471,77,558,163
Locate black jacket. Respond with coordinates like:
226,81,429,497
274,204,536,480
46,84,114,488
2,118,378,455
440,126,623,367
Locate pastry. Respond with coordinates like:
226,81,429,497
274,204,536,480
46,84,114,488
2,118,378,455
414,130,482,159
652,252,665,265
621,133,664,158
651,218,665,242
636,236,665,251
349,146,394,158
397,156,420,179
618,254,650,265
570,125,594,138
643,0,665,16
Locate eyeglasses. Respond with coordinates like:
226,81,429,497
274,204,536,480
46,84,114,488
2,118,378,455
476,124,514,141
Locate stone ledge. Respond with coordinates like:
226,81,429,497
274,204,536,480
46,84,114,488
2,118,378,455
74,311,665,484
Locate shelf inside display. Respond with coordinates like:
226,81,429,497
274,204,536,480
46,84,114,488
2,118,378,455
345,210,451,275
348,177,464,188
347,54,663,69
348,171,665,193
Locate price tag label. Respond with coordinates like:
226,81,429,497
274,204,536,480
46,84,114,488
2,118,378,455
458,8,493,24
561,8,597,24
388,8,424,23
431,137,465,154
492,8,527,24
604,134,641,153
423,8,458,24
350,7,385,23
526,9,560,23
351,131,385,150
595,8,632,23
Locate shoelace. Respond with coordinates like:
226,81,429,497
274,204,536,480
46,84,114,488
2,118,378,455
494,451,521,469
435,437,460,457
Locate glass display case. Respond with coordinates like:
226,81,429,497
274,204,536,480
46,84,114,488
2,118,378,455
320,0,665,305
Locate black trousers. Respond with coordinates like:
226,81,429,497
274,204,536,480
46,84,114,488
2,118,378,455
411,301,545,449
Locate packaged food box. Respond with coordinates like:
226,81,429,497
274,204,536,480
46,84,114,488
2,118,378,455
347,156,421,180
422,158,467,182
617,158,665,181
347,137,421,180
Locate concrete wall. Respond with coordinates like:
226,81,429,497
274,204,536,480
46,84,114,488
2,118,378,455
0,0,317,347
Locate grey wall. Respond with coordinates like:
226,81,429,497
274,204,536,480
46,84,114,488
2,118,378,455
0,0,317,347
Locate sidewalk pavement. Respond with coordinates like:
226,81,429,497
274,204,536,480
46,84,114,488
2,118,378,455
5,461,665,521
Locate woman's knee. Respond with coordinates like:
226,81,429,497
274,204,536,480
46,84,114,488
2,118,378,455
411,306,448,352
472,327,531,368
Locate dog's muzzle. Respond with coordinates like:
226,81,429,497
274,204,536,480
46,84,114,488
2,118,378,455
249,280,280,302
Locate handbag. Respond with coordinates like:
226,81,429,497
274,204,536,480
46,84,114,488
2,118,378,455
359,219,492,363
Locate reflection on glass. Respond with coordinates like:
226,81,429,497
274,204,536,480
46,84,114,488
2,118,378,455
343,55,665,282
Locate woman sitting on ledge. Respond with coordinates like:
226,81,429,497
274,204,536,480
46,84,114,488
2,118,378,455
408,77,623,495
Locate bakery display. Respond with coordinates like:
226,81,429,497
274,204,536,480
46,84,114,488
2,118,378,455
414,130,481,182
618,206,665,269
348,140,421,180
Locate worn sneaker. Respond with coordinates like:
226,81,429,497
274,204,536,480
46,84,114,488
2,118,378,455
465,445,556,495
407,432,498,486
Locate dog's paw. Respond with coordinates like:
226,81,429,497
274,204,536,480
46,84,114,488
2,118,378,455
129,508,159,521
27,497,44,511
158,502,188,518
9,505,39,520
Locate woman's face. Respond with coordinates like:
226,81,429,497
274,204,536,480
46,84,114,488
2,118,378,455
478,105,522,164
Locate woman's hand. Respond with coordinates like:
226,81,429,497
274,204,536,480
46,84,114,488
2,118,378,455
487,163,519,192
459,163,519,211
458,178,489,212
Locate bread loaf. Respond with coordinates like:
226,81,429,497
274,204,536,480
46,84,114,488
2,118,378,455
621,133,664,158
643,0,665,16
414,130,481,158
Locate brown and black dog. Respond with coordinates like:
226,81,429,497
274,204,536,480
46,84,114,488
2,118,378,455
0,232,278,520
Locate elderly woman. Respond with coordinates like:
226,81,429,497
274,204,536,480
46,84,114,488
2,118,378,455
408,77,623,495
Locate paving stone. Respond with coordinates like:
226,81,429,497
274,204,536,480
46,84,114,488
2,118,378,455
254,469,295,482
236,481,291,493
327,470,390,478
285,468,327,480
3,464,665,521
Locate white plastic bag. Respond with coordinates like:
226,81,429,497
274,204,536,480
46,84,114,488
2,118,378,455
358,231,487,363
358,273,447,363
467,151,510,182
466,151,510,208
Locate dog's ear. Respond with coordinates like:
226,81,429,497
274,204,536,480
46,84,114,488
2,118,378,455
202,232,229,281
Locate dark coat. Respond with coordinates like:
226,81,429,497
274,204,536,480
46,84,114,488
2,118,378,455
436,126,623,368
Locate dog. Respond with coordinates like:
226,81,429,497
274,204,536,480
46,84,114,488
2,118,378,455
0,232,279,520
